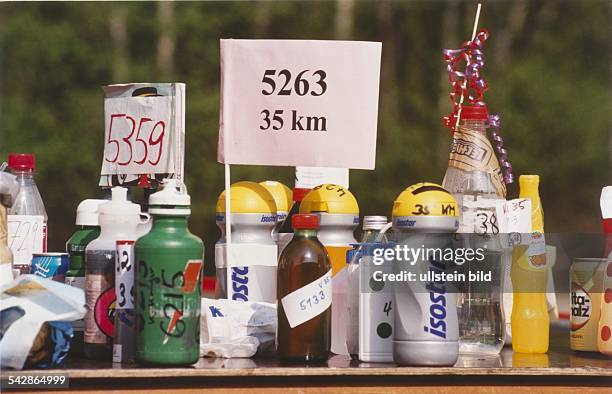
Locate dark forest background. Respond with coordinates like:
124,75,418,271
1,1,610,275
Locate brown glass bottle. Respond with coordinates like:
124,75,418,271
277,214,331,362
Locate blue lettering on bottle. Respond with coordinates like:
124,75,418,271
423,258,447,339
231,266,249,301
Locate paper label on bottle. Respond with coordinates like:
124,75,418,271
448,128,506,196
115,241,135,309
525,232,548,270
281,269,332,328
7,215,44,266
113,344,122,363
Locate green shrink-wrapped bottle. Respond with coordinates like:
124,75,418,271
135,179,203,365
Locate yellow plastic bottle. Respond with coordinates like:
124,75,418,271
511,175,549,353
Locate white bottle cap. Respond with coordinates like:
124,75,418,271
98,187,141,220
149,179,191,215
75,199,107,226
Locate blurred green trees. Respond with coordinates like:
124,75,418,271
0,1,610,274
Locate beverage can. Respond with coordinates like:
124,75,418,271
30,252,69,282
570,258,605,352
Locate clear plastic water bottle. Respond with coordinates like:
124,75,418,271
7,153,48,274
346,215,389,358
442,106,506,355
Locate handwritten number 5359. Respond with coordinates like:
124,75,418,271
105,113,165,166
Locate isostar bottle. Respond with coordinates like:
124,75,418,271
277,214,332,362
135,179,203,365
7,153,48,274
214,181,277,302
84,187,144,360
299,184,359,356
66,199,106,356
392,182,460,366
511,175,549,354
277,188,311,256
259,180,292,242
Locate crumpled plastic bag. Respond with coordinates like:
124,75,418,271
200,298,276,358
0,275,86,369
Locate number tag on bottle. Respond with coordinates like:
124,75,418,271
218,40,381,169
7,215,44,266
99,83,185,185
281,269,332,328
115,241,135,309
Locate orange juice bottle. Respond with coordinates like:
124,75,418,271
511,175,549,353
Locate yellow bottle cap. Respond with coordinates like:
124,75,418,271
519,175,540,197
258,180,292,213
299,184,359,215
392,182,458,217
216,181,277,214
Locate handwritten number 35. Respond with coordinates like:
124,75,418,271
261,69,327,96
106,113,165,166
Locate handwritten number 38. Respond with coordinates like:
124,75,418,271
106,113,165,166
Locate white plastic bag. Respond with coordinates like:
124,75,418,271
200,298,276,358
0,275,86,369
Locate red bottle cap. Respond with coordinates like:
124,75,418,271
292,188,311,203
460,105,489,120
8,153,35,171
292,214,319,230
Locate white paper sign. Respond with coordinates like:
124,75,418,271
115,241,135,309
295,166,349,189
281,269,332,328
218,39,381,169
99,83,185,186
7,215,44,266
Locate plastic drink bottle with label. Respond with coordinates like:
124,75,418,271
346,216,389,359
84,187,144,360
214,181,277,302
277,187,311,256
66,199,106,356
0,170,19,285
392,182,460,366
259,180,292,242
441,106,506,355
597,187,612,355
277,214,331,362
299,184,359,356
511,175,549,354
7,153,47,274
135,179,203,365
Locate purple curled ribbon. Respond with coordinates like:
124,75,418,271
443,29,514,185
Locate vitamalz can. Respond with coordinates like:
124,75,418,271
31,252,70,282
570,258,605,352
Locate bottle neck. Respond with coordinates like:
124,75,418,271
152,215,189,231
12,170,36,184
294,228,318,238
459,119,487,135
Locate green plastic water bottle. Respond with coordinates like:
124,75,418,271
135,179,204,365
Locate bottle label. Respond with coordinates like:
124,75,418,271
115,241,135,309
85,251,116,345
7,215,44,266
65,276,86,331
447,128,506,197
281,269,332,328
525,231,548,270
